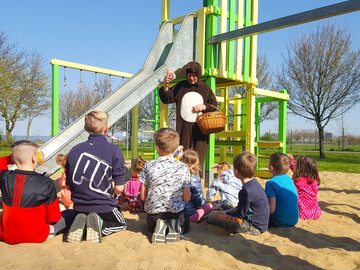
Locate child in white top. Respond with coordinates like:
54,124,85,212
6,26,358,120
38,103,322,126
206,162,242,210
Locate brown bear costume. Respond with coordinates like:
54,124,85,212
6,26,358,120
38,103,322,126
159,62,217,170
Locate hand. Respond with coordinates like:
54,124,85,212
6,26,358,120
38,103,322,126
287,153,294,160
192,104,206,113
163,74,172,91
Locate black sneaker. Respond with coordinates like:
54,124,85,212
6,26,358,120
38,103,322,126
86,212,102,243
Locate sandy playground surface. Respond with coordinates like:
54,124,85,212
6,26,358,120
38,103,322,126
0,167,359,270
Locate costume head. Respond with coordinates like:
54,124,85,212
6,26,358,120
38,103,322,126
182,61,202,80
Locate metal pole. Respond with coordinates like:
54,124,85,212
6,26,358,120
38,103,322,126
51,64,59,137
209,0,360,44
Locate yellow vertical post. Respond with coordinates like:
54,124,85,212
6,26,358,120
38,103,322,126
159,102,169,128
233,94,241,156
236,0,244,81
161,0,170,22
219,0,228,78
245,84,256,153
131,105,139,161
250,0,258,83
197,7,207,70
219,88,228,162
159,0,170,128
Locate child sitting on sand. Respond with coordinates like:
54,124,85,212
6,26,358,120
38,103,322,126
118,155,147,212
206,161,242,210
181,150,213,222
65,110,127,243
265,152,299,227
288,154,321,220
0,140,65,244
207,152,269,235
139,128,190,243
56,153,73,210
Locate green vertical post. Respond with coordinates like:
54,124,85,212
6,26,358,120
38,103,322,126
51,64,60,137
153,88,160,159
243,0,252,82
204,0,218,186
131,105,139,162
227,0,236,79
279,89,287,153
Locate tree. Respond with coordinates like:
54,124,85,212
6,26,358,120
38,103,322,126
277,23,360,158
0,32,26,141
59,87,99,129
21,51,51,140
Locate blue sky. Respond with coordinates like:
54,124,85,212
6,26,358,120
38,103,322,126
0,0,359,137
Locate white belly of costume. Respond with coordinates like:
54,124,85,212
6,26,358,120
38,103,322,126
180,92,204,123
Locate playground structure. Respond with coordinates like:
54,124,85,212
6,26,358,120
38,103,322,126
41,0,360,184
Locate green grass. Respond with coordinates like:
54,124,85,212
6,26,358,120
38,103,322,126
0,148,11,156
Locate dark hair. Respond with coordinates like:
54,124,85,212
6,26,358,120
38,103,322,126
233,152,257,178
132,155,147,174
292,155,321,185
11,140,39,149
269,152,291,175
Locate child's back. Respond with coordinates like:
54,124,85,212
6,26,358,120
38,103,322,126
140,156,190,214
0,169,61,244
0,141,62,244
291,155,321,220
66,133,125,213
139,128,191,243
266,153,299,227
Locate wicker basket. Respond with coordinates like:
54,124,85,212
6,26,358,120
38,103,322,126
197,105,225,135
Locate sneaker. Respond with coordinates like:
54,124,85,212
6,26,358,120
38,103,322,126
85,212,102,243
151,219,167,243
165,219,180,242
67,213,86,243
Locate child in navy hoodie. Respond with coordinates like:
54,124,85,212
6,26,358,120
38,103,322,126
65,110,127,243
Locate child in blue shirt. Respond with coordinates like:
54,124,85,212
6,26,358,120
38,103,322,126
265,152,299,227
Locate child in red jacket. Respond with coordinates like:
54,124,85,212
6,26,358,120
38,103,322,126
0,140,65,244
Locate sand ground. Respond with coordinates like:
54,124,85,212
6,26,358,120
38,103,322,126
0,169,359,270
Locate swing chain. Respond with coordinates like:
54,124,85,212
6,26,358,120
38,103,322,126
108,75,112,92
93,72,100,91
63,67,67,87
78,69,85,89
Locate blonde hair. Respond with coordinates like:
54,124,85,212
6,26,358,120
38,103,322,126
181,150,200,176
132,155,147,175
269,152,291,175
214,161,231,179
56,153,69,168
153,128,179,154
11,140,39,165
233,152,257,178
84,110,108,134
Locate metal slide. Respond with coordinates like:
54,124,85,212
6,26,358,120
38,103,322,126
36,14,196,176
